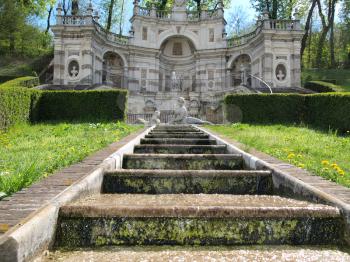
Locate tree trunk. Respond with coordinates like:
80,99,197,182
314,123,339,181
272,0,278,19
45,6,53,34
329,10,336,68
315,0,337,67
119,0,125,35
301,0,317,61
106,0,115,31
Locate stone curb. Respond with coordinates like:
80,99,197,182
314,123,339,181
0,126,153,262
198,126,350,244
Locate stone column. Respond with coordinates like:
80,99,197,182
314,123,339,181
262,53,273,87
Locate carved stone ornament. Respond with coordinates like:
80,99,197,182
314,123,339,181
68,60,79,78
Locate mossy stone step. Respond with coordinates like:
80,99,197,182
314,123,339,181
56,194,344,247
152,125,198,131
146,134,209,139
122,154,243,170
134,145,226,154
140,138,217,145
102,170,272,194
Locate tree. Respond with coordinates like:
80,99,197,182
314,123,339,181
301,0,317,61
315,0,338,67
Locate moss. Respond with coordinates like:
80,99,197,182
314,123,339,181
102,174,273,194
56,217,344,247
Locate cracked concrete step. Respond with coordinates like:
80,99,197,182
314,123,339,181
56,194,344,247
102,170,273,194
36,246,350,262
122,154,243,170
140,138,217,145
134,145,227,154
145,133,209,139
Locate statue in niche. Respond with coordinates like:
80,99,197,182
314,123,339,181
68,60,79,78
72,0,79,16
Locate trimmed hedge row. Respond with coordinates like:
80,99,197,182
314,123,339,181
0,87,36,129
35,90,127,122
0,76,40,89
304,81,339,93
225,93,350,133
306,93,350,132
0,88,127,130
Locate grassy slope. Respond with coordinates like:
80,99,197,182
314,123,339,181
207,124,350,188
302,69,350,92
0,122,141,196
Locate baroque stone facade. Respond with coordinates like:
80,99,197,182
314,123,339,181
51,0,304,122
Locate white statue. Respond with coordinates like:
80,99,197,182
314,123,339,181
136,110,161,126
170,97,188,124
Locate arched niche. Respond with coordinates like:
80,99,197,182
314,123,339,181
158,36,197,93
102,51,125,88
231,54,252,87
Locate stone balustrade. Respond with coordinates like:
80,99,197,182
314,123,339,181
134,7,222,21
227,19,301,48
263,19,301,30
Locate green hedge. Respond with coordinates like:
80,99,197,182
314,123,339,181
225,93,350,133
0,87,38,129
306,93,350,133
0,76,39,89
304,81,342,93
0,88,127,130
224,94,305,124
35,90,127,122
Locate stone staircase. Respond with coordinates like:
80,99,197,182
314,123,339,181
54,125,345,252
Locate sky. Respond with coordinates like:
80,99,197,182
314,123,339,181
34,0,257,35
33,0,341,35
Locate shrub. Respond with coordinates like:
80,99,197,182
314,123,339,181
0,76,39,89
224,93,350,133
0,75,19,84
224,94,305,124
0,87,35,129
34,90,127,122
304,81,341,93
306,93,350,133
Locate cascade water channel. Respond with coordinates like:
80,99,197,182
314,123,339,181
38,125,350,261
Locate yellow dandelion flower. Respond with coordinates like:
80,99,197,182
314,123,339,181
298,164,305,168
322,160,330,166
330,163,338,168
338,170,345,176
287,153,295,159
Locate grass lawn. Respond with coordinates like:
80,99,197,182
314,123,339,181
302,69,350,92
207,124,350,188
0,122,141,196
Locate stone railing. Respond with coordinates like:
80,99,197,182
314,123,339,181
56,15,93,25
55,15,129,45
227,19,301,48
134,7,222,21
227,22,263,48
263,19,301,30
93,21,129,45
156,10,171,19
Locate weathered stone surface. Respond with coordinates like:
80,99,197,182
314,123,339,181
102,170,272,194
122,154,243,170
36,246,350,262
140,138,217,145
134,145,227,154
